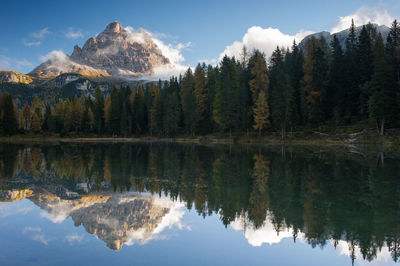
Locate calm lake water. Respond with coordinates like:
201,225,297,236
0,142,399,266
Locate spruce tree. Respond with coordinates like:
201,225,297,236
271,72,293,139
194,63,209,134
180,68,196,135
93,86,104,134
1,93,17,135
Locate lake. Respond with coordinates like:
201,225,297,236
0,142,399,266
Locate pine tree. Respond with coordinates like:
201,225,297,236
302,37,328,125
32,96,42,119
120,102,129,136
248,51,270,132
180,68,196,134
253,90,270,136
271,72,293,139
31,113,41,133
87,107,95,132
132,84,147,134
148,84,161,136
213,56,240,136
194,63,209,134
71,96,83,132
163,92,180,136
104,96,111,133
110,87,121,135
22,102,32,130
369,34,399,135
329,34,347,121
285,40,304,125
344,19,361,121
1,93,18,135
249,51,269,103
93,86,104,134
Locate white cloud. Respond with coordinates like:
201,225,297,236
31,234,50,245
219,26,313,62
218,6,396,64
22,39,41,47
40,208,68,223
335,240,393,266
39,50,68,62
230,212,301,247
65,27,84,39
125,26,191,66
65,233,85,245
124,26,191,78
30,27,50,39
22,226,50,245
331,6,394,33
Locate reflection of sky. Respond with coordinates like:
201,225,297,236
0,198,397,266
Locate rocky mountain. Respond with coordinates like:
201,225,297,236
29,21,170,80
299,24,390,49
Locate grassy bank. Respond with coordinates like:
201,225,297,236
0,128,399,150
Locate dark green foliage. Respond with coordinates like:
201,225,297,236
213,56,240,135
163,92,180,136
93,86,105,134
0,93,17,135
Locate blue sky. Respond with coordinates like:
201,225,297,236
0,0,399,74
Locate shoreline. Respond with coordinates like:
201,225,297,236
0,131,398,148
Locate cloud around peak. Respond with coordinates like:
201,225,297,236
330,6,395,33
123,25,191,79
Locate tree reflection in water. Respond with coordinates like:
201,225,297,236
0,143,399,263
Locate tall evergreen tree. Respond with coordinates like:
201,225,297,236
180,68,196,134
93,86,105,134
302,37,328,125
329,34,347,121
1,93,17,135
248,51,270,131
213,56,240,136
253,90,270,136
271,72,294,139
285,40,304,125
163,92,180,136
194,63,210,134
109,87,121,135
369,34,399,135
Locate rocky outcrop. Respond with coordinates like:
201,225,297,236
0,70,34,84
0,189,33,202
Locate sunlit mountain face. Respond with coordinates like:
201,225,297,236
0,143,399,265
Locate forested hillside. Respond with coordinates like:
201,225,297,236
0,20,399,138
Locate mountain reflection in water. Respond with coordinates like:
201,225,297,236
0,143,399,265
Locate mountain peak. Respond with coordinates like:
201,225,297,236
104,21,122,33
29,21,170,80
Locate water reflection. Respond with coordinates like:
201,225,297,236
0,143,399,264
